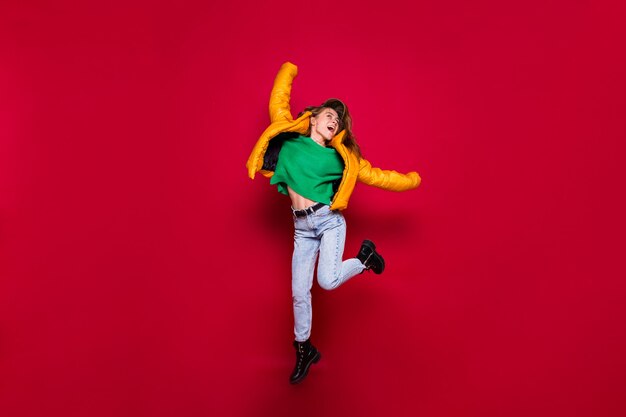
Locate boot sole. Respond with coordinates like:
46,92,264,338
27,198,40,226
289,351,321,385
372,254,385,274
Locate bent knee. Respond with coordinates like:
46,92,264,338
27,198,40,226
317,275,340,291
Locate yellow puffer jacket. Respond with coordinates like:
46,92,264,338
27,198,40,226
246,62,421,211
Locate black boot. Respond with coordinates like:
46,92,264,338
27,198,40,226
356,240,385,274
289,339,321,384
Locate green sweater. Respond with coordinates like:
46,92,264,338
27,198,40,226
270,135,344,205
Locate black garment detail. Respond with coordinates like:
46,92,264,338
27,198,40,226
289,339,321,384
331,178,341,195
262,132,299,172
356,240,385,274
292,202,326,218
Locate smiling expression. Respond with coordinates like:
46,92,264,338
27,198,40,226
310,108,341,143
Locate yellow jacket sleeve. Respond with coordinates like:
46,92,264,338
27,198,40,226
357,158,421,191
269,62,298,123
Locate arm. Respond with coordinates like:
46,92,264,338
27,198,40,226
357,158,421,191
269,62,298,124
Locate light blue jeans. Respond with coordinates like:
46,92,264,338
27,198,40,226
291,204,366,342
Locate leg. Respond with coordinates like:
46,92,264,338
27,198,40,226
292,221,321,342
317,211,365,290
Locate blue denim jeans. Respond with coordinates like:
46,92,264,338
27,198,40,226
291,204,366,342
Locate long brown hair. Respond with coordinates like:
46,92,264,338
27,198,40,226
298,98,362,159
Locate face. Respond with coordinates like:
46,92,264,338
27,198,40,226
310,108,340,141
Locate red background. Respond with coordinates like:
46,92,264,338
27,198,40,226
1,1,625,416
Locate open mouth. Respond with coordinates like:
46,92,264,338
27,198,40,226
328,126,335,133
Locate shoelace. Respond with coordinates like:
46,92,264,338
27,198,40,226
297,345,305,368
363,251,373,269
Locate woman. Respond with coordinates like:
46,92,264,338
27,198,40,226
246,62,421,384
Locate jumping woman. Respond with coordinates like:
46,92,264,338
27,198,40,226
246,62,421,384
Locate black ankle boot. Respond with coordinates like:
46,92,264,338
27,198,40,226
356,240,385,274
289,339,321,384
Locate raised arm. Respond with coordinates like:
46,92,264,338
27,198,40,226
357,158,421,191
269,62,298,124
